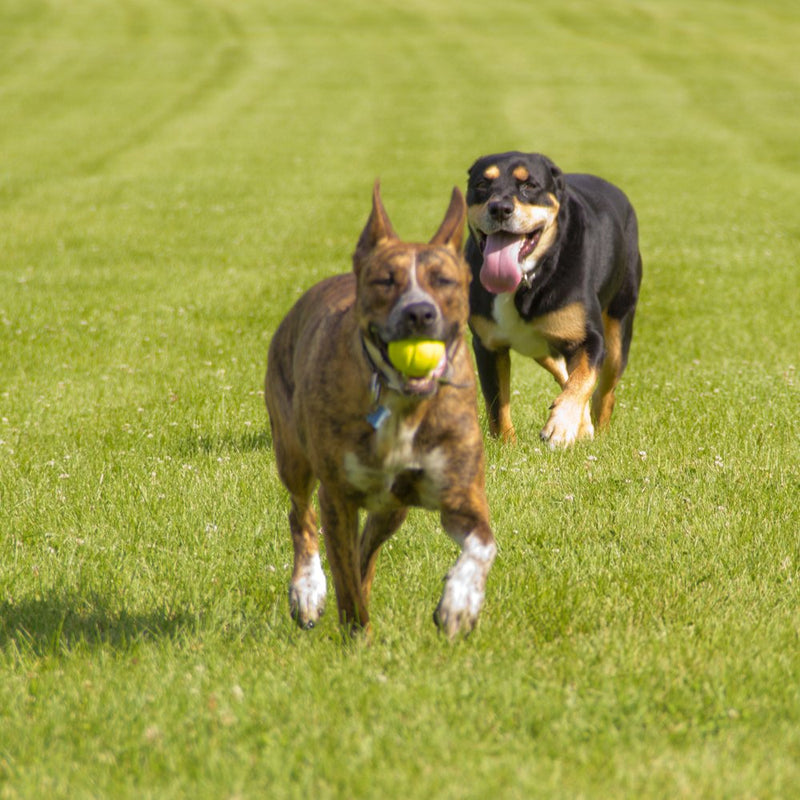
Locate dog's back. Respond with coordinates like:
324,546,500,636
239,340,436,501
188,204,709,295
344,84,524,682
562,173,642,308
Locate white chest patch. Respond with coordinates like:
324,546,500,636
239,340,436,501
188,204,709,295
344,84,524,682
343,415,447,512
491,293,551,359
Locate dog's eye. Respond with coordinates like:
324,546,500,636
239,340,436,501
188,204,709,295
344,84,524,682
370,274,396,288
472,181,490,200
428,273,457,288
520,181,538,196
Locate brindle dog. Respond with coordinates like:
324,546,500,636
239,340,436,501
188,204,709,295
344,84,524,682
265,183,496,637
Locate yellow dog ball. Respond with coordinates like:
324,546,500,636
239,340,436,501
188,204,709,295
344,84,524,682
387,339,446,378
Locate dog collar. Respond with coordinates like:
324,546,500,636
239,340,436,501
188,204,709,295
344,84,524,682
359,335,469,430
520,270,537,289
361,335,407,394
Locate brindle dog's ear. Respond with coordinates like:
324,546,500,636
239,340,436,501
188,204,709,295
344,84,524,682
429,187,466,253
353,180,398,274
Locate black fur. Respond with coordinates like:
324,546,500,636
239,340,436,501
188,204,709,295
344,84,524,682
465,151,642,446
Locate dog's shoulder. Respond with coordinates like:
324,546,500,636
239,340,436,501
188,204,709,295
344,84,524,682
564,173,636,227
268,273,359,394
296,273,355,317
274,273,354,341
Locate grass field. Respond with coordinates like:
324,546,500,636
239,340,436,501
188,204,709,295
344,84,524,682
1,0,799,797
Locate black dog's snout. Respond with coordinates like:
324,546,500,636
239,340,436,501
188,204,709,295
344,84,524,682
403,301,438,333
488,199,514,220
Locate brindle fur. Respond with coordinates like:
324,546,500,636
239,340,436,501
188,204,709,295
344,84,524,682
266,183,496,637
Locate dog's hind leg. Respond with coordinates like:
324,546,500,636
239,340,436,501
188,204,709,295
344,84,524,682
593,292,637,429
318,485,370,634
594,244,641,428
360,509,408,606
592,312,623,429
535,354,569,388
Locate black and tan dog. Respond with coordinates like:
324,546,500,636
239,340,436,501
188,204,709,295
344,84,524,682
265,183,496,637
465,151,642,447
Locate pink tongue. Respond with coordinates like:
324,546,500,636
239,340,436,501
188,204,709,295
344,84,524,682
480,232,523,294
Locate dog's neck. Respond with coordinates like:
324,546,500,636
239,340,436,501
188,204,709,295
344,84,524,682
360,334,410,397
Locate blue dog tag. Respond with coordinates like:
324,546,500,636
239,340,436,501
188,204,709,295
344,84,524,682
366,405,391,430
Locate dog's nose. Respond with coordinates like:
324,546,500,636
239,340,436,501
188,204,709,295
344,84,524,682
402,301,438,333
488,199,514,220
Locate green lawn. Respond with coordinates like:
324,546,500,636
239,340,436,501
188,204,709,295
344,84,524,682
1,0,798,797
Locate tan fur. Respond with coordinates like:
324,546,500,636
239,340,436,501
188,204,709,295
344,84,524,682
592,313,622,427
472,301,590,446
540,350,597,447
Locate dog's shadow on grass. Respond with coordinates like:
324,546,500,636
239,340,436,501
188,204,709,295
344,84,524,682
0,593,201,658
176,428,272,458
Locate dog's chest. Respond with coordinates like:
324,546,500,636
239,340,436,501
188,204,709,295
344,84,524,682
343,415,447,512
481,293,551,358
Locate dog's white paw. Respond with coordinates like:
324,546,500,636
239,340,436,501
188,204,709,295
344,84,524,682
289,553,327,629
540,398,594,449
434,537,496,638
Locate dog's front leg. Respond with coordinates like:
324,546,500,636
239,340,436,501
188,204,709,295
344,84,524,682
540,348,598,448
434,506,496,639
472,336,515,442
287,491,327,630
318,484,370,634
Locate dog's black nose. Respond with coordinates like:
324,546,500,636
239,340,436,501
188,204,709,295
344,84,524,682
402,301,438,333
488,199,514,220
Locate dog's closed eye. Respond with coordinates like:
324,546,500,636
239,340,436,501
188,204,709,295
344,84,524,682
427,272,458,288
472,180,491,200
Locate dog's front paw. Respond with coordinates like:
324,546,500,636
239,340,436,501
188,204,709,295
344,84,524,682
289,553,327,630
434,538,496,639
540,398,594,449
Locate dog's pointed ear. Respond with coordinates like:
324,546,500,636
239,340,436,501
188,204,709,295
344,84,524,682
353,180,398,273
429,187,466,253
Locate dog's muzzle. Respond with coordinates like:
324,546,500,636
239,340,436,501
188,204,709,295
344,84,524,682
363,328,452,397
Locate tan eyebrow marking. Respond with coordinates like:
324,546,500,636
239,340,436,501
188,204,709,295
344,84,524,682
513,166,530,181
483,165,500,180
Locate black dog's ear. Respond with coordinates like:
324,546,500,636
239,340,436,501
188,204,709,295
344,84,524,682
429,187,466,253
353,180,398,274
548,160,566,194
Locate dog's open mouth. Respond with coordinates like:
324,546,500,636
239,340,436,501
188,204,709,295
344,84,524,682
518,227,544,261
477,226,543,263
399,361,447,395
477,226,543,294
367,329,450,396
